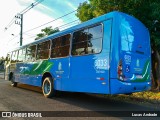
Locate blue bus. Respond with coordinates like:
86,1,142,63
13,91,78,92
5,11,151,98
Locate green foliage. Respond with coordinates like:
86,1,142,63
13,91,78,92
35,33,45,40
76,2,95,22
104,91,160,104
76,0,160,51
35,26,60,40
132,91,160,102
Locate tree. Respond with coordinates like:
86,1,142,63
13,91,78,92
35,26,59,40
76,0,160,50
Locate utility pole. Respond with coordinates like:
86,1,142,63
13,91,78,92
5,0,44,46
20,14,23,46
15,14,23,46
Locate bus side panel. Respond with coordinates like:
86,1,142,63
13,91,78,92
49,58,70,91
69,54,110,94
15,62,43,86
14,60,56,87
66,19,112,94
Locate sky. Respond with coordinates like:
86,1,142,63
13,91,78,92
0,0,87,57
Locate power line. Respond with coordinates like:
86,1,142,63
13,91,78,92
6,34,19,45
23,19,79,40
6,6,80,45
58,19,79,29
5,0,44,31
5,0,44,46
20,0,44,14
24,10,77,33
7,10,78,44
23,33,37,37
4,18,16,31
8,19,79,43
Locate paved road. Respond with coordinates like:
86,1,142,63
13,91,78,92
0,79,160,120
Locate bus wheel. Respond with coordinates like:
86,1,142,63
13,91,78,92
9,73,17,87
42,77,55,98
11,82,17,87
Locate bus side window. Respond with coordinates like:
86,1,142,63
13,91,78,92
11,51,18,63
17,49,26,62
88,24,103,54
37,41,50,60
72,24,102,56
51,34,70,58
72,29,88,55
26,45,36,61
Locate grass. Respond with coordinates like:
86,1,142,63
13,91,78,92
131,91,160,103
103,91,160,104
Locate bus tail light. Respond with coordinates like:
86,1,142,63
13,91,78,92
117,60,124,81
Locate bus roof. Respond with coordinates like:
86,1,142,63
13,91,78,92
10,11,144,51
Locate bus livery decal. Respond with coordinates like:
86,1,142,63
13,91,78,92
131,60,150,82
22,60,53,75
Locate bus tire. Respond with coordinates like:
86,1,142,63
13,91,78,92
11,82,17,87
9,73,17,87
42,77,55,98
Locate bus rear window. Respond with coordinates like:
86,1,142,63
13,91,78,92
120,16,150,55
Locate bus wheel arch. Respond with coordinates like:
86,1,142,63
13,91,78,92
42,72,56,98
42,72,53,86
